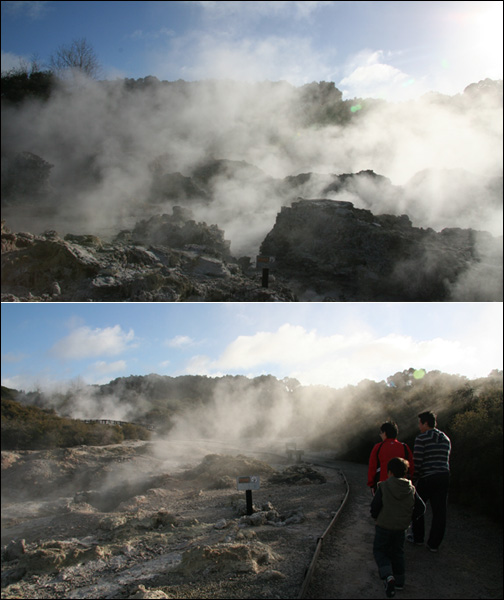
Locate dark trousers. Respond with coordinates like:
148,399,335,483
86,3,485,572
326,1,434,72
412,472,449,549
373,526,406,586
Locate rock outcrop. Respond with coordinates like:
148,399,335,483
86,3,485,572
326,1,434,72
2,192,502,302
260,198,503,301
1,211,296,302
1,151,54,202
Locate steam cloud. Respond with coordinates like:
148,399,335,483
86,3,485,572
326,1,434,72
19,369,499,466
2,76,502,241
19,375,364,455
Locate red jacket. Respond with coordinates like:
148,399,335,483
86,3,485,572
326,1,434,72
367,438,414,488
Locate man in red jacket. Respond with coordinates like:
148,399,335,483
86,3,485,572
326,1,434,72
368,421,414,494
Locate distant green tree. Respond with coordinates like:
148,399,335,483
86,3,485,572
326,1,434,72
296,81,351,126
448,388,503,520
1,67,55,103
386,368,417,388
120,422,151,440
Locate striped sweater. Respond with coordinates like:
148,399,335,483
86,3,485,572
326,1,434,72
414,428,451,478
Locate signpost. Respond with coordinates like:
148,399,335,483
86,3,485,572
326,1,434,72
236,475,260,515
286,442,304,463
256,256,275,288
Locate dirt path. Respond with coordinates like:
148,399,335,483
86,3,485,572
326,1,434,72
304,461,503,600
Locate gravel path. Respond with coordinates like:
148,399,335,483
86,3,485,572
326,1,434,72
304,460,503,600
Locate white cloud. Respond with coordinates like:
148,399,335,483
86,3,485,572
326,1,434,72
165,335,194,348
1,351,28,364
129,28,175,41
51,325,136,360
185,354,214,375
88,360,127,375
183,323,500,389
1,1,50,19
161,32,335,85
83,360,127,384
194,1,334,20
339,49,426,100
155,0,338,85
1,374,27,389
216,324,353,369
0,372,81,393
1,50,29,73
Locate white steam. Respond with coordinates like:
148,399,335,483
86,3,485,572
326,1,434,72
1,76,502,259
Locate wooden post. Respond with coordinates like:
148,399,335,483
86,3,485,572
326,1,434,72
237,475,260,516
246,490,253,515
256,256,274,288
262,267,269,288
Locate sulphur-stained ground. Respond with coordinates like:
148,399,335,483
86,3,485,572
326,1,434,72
2,443,502,599
1,442,347,599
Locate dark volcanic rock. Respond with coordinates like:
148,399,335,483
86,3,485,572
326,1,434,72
1,151,54,202
260,198,502,301
1,214,296,302
126,208,232,258
3,193,501,302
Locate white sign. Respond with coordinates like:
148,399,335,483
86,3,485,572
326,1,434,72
236,475,260,491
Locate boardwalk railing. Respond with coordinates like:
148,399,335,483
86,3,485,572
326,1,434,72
81,419,155,431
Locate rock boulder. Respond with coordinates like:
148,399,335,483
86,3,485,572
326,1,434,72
260,198,502,301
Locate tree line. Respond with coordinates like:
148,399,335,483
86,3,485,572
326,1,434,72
1,37,99,104
2,38,502,130
2,368,502,520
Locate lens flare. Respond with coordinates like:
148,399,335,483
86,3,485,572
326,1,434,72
413,369,426,380
402,78,415,88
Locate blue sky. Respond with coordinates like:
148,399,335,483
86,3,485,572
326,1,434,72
1,1,502,100
1,302,502,391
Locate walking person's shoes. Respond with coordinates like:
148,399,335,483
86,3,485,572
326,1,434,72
406,533,423,545
426,543,439,552
384,576,396,598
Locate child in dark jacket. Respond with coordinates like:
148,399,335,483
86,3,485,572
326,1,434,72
370,457,425,598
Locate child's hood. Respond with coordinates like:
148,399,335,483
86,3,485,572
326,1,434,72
386,476,414,499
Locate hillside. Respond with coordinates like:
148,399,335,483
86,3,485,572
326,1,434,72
1,387,151,450
4,368,503,520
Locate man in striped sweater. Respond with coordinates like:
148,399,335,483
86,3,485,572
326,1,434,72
408,411,451,552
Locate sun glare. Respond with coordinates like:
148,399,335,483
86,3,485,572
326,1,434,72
465,1,503,78
475,2,503,70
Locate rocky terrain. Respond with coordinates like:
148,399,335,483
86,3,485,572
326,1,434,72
2,77,502,301
260,198,502,301
0,214,296,302
1,441,347,599
2,443,502,600
2,191,502,302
